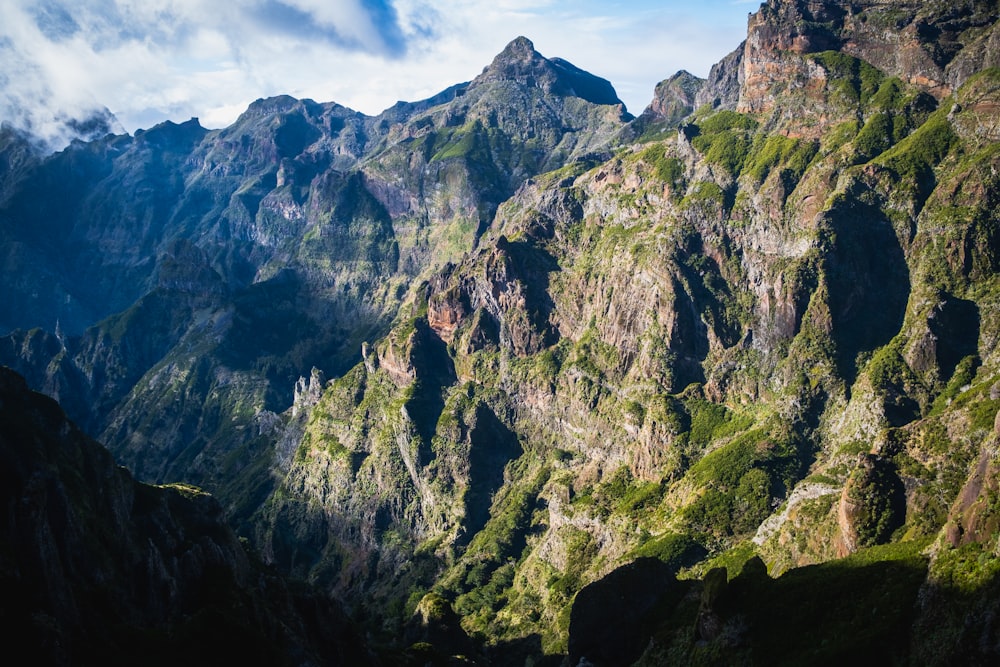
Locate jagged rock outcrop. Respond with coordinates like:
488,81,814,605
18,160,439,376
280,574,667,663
427,233,558,357
936,404,1000,550
647,72,705,122
837,453,907,554
737,0,1000,119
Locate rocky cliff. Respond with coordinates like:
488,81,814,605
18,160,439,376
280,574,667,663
258,0,1000,660
2,1,1000,664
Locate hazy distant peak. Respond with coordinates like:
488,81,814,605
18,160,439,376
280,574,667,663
5,105,126,154
64,107,125,143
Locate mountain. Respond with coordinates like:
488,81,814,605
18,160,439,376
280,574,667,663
0,367,372,666
0,36,629,516
2,2,1000,664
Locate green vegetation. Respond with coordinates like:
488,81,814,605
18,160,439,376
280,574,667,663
867,335,916,391
930,355,979,413
684,540,759,580
547,527,598,602
446,466,550,628
844,455,905,547
639,143,686,190
690,111,758,175
968,397,1000,433
822,119,862,154
695,110,759,135
686,108,823,188
631,533,706,569
877,106,959,194
432,124,484,162
853,112,902,161
932,539,1000,595
685,424,804,539
870,77,910,112
572,467,666,519
422,120,502,165
684,398,754,449
743,134,818,184
808,50,884,106
680,181,726,209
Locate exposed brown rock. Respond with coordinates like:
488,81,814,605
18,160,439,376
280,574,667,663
641,71,706,126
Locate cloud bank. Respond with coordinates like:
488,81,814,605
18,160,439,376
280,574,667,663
0,0,751,150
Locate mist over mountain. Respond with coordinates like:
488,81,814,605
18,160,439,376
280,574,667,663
2,1,1000,664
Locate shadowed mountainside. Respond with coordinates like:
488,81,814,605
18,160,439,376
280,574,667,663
0,367,374,666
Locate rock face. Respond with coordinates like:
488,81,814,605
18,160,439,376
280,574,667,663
837,454,907,555
646,71,704,122
0,367,371,666
739,0,1000,115
2,1,1000,664
696,43,745,110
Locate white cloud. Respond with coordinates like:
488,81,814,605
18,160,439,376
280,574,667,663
0,0,751,150
281,0,389,47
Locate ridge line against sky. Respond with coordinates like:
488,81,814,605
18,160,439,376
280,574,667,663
1,0,759,149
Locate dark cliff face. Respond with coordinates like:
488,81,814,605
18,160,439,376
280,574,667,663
0,366,371,666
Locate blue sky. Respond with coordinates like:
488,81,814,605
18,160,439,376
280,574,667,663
1,0,759,148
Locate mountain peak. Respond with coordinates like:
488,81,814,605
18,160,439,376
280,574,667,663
475,36,625,108
499,35,538,60
480,36,545,78
636,70,705,127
